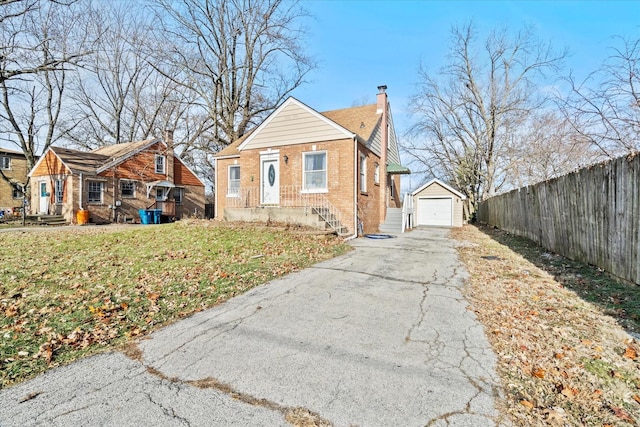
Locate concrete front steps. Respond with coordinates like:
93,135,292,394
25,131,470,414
379,208,403,234
26,214,69,226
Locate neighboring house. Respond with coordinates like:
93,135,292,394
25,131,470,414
213,86,410,236
412,178,466,227
28,133,205,224
0,148,30,217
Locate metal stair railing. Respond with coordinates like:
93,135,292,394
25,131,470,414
225,185,349,235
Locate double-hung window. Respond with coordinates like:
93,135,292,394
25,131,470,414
55,179,64,204
120,180,135,198
374,163,380,185
0,156,10,170
303,151,327,191
88,181,103,203
228,165,240,196
359,153,367,193
11,183,22,199
155,155,166,174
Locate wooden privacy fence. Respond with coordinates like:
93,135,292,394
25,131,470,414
478,153,640,285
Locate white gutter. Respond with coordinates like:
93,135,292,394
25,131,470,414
344,135,359,241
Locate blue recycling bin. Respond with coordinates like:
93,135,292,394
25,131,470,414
139,209,152,225
152,209,162,224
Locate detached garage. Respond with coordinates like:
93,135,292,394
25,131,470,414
412,179,466,227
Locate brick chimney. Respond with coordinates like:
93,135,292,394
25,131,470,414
377,85,388,227
164,129,175,183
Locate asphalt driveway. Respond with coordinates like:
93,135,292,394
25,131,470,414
0,227,502,426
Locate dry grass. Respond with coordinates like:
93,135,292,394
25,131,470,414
453,224,640,426
0,220,349,388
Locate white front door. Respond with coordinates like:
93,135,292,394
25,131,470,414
39,181,49,214
261,158,279,205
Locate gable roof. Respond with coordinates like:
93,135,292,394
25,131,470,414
29,140,204,186
321,104,379,141
29,146,108,175
214,99,388,157
213,94,404,169
236,97,356,152
0,147,26,156
95,138,163,174
411,178,466,199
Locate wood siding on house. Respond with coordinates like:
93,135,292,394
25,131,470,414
30,150,70,177
240,102,351,150
174,158,203,186
413,182,464,227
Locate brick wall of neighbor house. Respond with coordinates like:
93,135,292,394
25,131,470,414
357,145,382,234
0,152,30,211
180,185,206,218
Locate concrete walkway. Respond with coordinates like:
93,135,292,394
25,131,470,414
0,228,503,426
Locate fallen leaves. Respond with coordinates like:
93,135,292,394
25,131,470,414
1,221,350,387
453,225,640,426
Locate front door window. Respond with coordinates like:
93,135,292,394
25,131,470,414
39,182,48,214
261,158,279,205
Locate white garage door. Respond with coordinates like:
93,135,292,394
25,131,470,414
417,197,452,226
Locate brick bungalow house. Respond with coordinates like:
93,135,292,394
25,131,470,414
28,133,205,224
213,86,409,236
0,148,30,218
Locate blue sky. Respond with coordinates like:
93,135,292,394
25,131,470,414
292,0,640,145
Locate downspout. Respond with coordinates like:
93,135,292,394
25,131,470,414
345,134,358,241
79,173,83,210
213,158,218,219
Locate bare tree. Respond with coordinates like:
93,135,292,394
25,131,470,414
502,112,602,188
149,0,315,156
0,0,86,174
562,35,640,157
65,2,192,149
0,0,85,84
406,22,565,212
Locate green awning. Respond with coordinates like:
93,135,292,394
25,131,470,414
387,162,411,174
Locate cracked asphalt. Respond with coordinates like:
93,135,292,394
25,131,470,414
0,227,503,426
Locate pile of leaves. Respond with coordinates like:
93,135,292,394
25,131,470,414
0,221,349,388
453,225,640,426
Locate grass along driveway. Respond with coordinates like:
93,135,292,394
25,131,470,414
0,221,349,388
453,225,640,426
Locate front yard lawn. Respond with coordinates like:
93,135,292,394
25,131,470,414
0,221,349,388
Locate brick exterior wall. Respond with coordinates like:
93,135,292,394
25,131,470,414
216,138,358,233
29,144,204,224
357,144,382,235
0,152,29,213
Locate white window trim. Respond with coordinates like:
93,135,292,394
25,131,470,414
54,179,64,204
155,154,166,174
374,163,380,185
0,156,10,170
120,179,136,198
227,165,240,197
87,181,103,204
359,153,367,193
302,151,328,193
